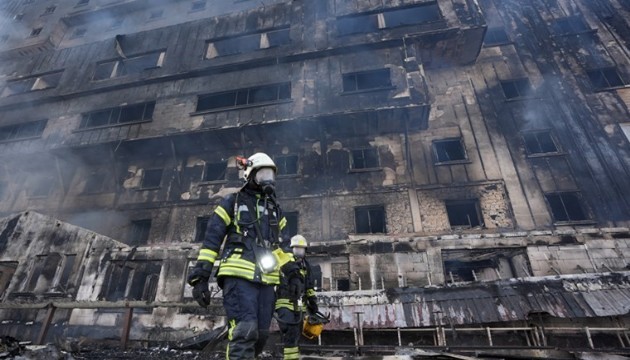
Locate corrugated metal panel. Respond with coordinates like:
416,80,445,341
321,272,630,329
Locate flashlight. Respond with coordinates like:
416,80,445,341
258,252,278,274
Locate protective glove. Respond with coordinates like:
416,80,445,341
187,262,213,307
306,296,318,314
288,274,305,300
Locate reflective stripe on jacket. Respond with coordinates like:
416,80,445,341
194,188,291,286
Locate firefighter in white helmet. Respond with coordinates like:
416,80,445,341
275,235,319,360
187,152,295,360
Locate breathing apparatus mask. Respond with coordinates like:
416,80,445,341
293,246,306,258
255,167,276,196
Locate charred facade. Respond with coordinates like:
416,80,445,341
0,0,629,357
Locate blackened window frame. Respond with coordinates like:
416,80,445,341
483,27,510,47
336,2,442,36
433,138,468,164
445,200,483,229
551,16,591,36
195,82,292,113
2,70,64,97
129,219,152,245
140,168,163,189
342,68,392,93
194,216,210,243
500,78,533,100
202,162,227,182
205,26,291,59
522,130,560,156
92,50,165,81
78,101,155,130
275,155,299,176
283,211,299,238
0,119,47,143
350,148,380,170
586,67,626,91
544,191,590,223
354,205,387,234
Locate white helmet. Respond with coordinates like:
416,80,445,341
290,235,308,248
242,152,276,181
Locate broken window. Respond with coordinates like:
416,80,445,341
129,219,152,244
93,51,165,80
101,260,162,302
70,28,87,39
551,16,589,35
0,262,18,298
2,71,63,96
446,200,482,229
337,279,350,291
337,14,379,36
545,192,588,222
382,3,441,28
79,101,155,129
336,3,440,36
141,169,162,189
29,27,42,37
523,131,558,155
283,211,299,237
484,27,510,46
587,68,625,90
190,0,206,11
196,82,291,112
351,148,379,169
25,253,76,294
206,27,290,59
342,69,391,92
194,216,210,243
355,205,386,234
0,119,46,142
501,78,532,99
203,162,226,182
275,155,298,175
433,138,467,163
443,248,531,284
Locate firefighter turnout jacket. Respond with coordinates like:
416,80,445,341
275,257,317,311
196,187,291,287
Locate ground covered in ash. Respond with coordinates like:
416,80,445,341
70,348,226,360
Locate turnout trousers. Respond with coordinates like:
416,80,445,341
222,277,276,360
276,307,302,360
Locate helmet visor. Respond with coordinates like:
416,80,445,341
255,167,275,184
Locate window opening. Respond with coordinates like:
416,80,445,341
351,148,379,169
141,169,162,189
194,217,210,243
587,68,625,90
275,155,298,175
545,192,588,222
130,219,152,244
433,138,466,163
552,16,589,35
196,82,291,112
446,200,482,229
355,205,386,234
79,102,155,129
501,78,532,99
343,69,391,92
0,120,47,142
29,27,43,37
203,162,226,182
283,211,298,238
484,27,510,46
523,131,558,155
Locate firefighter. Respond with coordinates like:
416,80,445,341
187,152,294,360
275,235,318,360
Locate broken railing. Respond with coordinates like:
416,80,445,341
0,301,628,352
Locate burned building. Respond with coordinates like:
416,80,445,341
0,0,629,358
